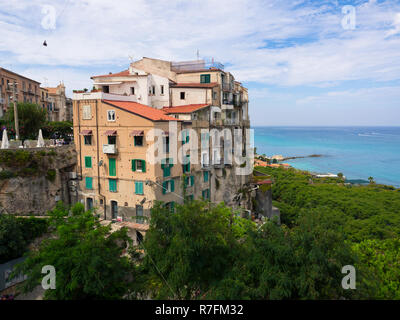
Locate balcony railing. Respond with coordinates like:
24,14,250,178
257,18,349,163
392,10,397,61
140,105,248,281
224,118,239,126
103,144,117,154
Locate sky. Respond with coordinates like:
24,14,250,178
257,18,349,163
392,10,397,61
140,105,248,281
0,0,400,126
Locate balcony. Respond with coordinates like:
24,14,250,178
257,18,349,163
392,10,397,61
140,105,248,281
103,144,117,154
224,118,239,126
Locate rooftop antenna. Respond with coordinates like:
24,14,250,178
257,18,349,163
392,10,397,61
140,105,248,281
196,49,200,61
43,77,48,87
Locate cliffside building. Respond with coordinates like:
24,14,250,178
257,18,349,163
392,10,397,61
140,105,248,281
73,57,253,239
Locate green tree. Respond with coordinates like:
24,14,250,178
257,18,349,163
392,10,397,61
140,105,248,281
368,176,375,184
132,200,252,299
0,215,26,263
3,102,47,140
14,202,134,300
42,121,73,140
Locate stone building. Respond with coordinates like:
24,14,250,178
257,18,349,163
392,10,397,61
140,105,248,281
73,57,253,239
43,83,72,122
0,67,41,118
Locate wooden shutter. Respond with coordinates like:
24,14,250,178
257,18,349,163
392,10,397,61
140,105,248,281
109,158,116,176
132,159,136,172
190,176,194,186
142,160,146,173
171,180,175,192
85,156,92,168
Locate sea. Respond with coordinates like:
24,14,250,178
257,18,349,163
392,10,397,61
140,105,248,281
253,126,400,187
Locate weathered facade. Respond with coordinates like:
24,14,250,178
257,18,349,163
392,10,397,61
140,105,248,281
73,57,253,238
0,67,41,118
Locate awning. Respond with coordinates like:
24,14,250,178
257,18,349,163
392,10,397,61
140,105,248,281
130,130,144,137
80,130,93,135
104,130,117,136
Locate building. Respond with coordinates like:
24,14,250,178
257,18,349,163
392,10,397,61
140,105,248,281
43,83,72,122
0,67,41,118
73,57,252,240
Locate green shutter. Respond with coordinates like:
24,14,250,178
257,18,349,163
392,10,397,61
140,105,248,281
171,180,175,192
162,181,166,194
109,179,117,192
85,177,93,189
109,158,116,176
204,171,209,182
132,160,136,172
135,181,143,195
191,175,194,186
142,160,146,173
85,156,92,168
182,130,186,145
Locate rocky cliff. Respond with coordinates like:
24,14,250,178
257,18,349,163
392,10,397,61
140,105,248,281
0,145,77,215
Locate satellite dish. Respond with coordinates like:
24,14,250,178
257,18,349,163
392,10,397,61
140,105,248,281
98,160,103,166
140,198,146,205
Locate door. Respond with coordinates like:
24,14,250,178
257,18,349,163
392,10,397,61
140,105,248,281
111,201,118,220
86,197,93,211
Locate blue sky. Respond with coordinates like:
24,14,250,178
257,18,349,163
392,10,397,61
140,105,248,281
1,0,400,126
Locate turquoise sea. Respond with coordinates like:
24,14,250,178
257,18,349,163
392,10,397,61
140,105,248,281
254,127,400,187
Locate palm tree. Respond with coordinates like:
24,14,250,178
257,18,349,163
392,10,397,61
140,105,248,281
368,176,375,184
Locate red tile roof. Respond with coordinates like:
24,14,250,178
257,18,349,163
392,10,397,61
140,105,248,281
103,100,179,122
43,87,58,95
91,70,130,78
170,82,219,88
163,104,210,114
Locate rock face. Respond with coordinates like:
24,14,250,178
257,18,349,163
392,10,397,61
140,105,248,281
0,145,77,215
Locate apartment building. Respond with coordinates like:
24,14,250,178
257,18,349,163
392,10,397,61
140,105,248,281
0,67,41,117
73,57,252,239
43,83,72,122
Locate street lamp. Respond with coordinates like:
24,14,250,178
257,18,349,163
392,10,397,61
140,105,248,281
9,82,19,140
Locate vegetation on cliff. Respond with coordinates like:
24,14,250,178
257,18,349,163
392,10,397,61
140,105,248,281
255,166,400,299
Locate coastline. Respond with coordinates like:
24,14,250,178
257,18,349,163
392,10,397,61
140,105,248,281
254,153,393,187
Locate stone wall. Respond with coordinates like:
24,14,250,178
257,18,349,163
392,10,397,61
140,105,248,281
0,145,77,215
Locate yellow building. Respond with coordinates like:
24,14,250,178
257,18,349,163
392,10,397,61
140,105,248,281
73,57,253,240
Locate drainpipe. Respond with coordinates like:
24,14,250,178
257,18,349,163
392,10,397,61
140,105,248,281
95,99,106,220
77,100,83,179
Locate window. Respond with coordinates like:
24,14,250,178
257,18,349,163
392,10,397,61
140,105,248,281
136,205,144,224
162,180,175,194
160,85,164,95
165,202,175,212
182,155,190,173
180,92,185,100
102,86,109,93
135,181,144,195
134,136,143,146
181,130,189,145
200,74,211,83
84,135,92,145
203,171,209,182
163,136,170,153
85,177,93,189
152,85,156,95
162,158,173,177
185,175,194,187
107,110,116,121
109,179,117,192
213,91,217,100
108,135,116,145
109,158,116,176
132,159,146,172
130,87,135,95
202,189,210,200
85,156,92,168
82,105,91,119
